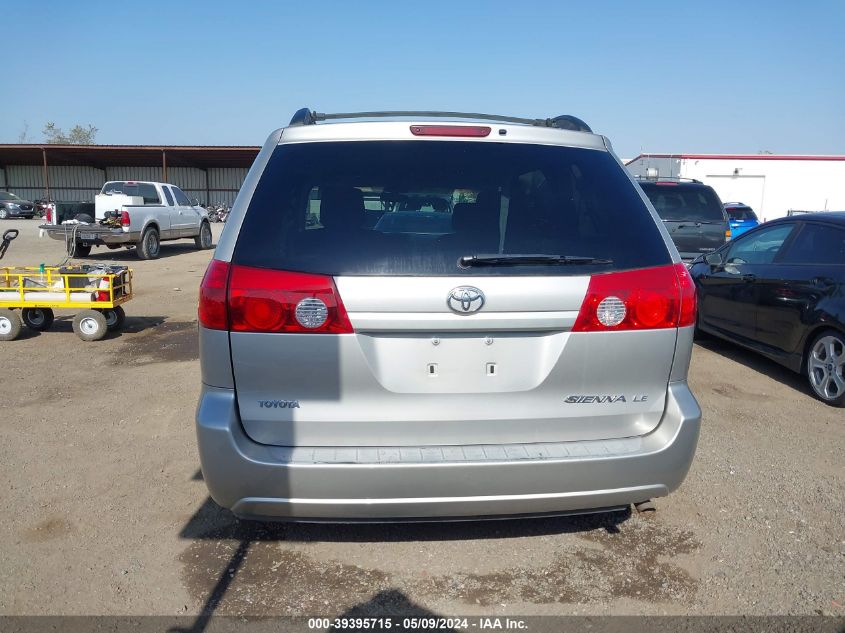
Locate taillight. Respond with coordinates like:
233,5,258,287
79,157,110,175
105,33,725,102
120,210,130,227
410,125,491,137
675,262,697,327
573,263,696,332
227,265,352,334
198,259,230,330
45,208,52,223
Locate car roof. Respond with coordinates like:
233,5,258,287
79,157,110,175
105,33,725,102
276,120,608,150
638,180,714,190
768,212,845,227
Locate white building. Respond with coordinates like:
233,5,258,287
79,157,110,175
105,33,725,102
625,153,845,222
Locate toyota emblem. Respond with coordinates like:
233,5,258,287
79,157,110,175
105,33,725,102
447,286,485,314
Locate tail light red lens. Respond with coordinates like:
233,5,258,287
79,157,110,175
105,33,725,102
228,266,352,333
573,263,697,332
198,260,230,330
675,262,697,327
199,262,353,334
120,210,130,227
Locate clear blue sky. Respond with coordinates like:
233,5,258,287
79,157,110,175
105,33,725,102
4,0,843,157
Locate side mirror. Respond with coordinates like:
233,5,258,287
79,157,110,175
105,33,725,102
705,252,724,267
192,198,200,207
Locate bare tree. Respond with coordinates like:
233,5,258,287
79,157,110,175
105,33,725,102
42,122,98,144
17,121,32,143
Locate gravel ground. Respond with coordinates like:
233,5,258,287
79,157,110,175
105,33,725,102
0,219,842,617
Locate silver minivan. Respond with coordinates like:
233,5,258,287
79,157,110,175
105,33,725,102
195,109,701,521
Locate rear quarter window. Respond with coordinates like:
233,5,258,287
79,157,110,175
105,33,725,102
233,141,671,276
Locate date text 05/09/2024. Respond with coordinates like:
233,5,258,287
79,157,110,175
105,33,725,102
307,617,529,630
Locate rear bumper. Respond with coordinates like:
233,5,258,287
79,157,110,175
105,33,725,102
40,225,138,245
195,382,701,521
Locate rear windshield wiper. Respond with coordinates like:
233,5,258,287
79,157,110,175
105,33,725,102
459,254,613,267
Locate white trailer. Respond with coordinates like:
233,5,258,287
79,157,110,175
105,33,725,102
626,154,845,222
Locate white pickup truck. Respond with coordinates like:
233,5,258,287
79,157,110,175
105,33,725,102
40,181,213,259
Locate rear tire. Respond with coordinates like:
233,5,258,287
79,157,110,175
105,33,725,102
72,309,108,341
194,221,213,250
74,243,92,258
0,308,22,341
137,226,160,260
693,316,706,340
0,208,9,220
21,307,54,331
99,305,126,331
806,330,845,407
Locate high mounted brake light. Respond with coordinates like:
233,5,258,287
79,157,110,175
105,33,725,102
410,125,491,137
573,263,696,332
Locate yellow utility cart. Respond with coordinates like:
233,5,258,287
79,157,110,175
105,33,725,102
0,230,133,342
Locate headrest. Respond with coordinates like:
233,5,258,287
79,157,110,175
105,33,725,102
451,198,499,236
319,186,364,230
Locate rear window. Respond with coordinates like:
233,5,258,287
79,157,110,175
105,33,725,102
101,182,160,205
726,206,758,221
639,183,726,223
234,141,671,276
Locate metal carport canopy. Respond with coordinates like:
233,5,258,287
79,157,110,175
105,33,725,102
0,144,260,169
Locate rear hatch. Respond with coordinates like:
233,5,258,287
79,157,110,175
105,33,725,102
726,205,759,236
224,137,685,447
639,182,728,259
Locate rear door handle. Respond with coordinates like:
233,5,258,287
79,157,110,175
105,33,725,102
742,273,756,282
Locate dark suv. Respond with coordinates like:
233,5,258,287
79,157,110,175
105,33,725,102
637,178,730,261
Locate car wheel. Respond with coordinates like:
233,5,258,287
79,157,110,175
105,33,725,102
72,309,108,341
137,226,160,260
194,221,213,250
98,305,126,331
806,330,845,407
21,307,55,331
0,308,22,341
74,243,92,258
0,208,8,220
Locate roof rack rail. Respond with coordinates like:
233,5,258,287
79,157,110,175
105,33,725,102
287,109,593,133
634,175,703,184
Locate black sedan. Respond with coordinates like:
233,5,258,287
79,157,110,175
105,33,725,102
689,212,845,406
